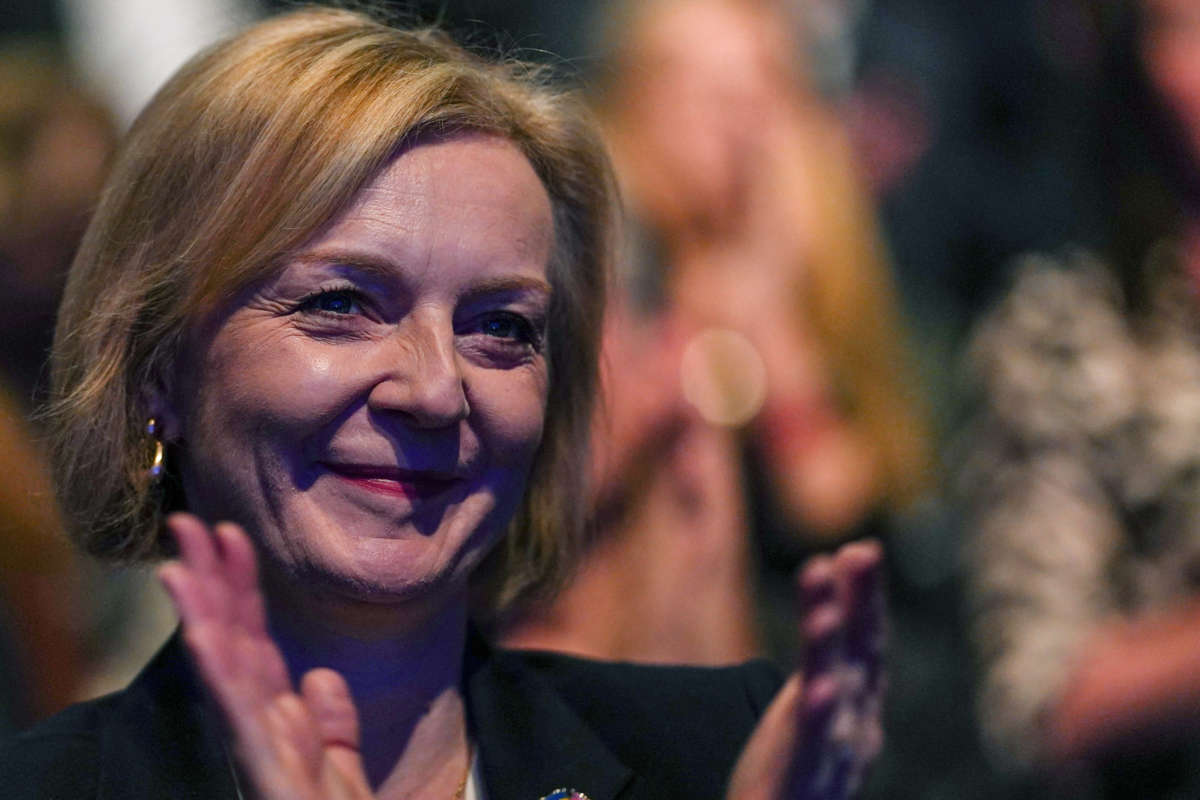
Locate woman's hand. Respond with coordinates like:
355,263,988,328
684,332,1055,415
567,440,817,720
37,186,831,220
159,512,883,800
727,540,885,799
590,299,694,502
158,512,374,800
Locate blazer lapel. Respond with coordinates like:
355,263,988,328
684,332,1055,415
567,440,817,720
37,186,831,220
468,646,634,800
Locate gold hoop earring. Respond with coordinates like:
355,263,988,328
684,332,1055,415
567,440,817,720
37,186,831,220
146,417,165,479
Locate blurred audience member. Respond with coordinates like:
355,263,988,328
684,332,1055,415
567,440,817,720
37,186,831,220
0,381,83,732
0,40,177,718
852,0,1106,435
966,1,1200,794
502,0,930,665
0,42,110,728
0,40,114,405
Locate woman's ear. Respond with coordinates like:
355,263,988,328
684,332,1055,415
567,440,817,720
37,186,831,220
141,374,183,443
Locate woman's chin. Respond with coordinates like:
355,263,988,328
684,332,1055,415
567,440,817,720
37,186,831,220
247,491,506,621
262,559,474,637
270,540,478,608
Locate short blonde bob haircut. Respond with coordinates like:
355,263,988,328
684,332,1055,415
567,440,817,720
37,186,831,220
45,6,614,614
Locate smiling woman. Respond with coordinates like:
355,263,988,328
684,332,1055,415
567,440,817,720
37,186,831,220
0,7,884,800
171,132,556,613
45,9,609,618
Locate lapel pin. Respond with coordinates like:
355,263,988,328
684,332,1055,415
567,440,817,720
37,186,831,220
539,790,591,800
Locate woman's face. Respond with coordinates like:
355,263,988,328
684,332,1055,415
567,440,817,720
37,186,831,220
623,0,787,225
163,132,554,610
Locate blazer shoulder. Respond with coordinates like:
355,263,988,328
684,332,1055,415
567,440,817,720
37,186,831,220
0,694,121,798
511,651,782,708
503,650,784,793
0,635,235,800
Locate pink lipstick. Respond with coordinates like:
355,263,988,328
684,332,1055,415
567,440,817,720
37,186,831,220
322,463,461,500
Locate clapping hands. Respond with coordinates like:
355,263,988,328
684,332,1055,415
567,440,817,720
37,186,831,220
161,513,884,800
159,513,374,800
729,540,885,799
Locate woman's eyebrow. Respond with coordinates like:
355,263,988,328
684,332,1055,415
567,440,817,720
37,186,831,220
461,275,552,303
287,252,551,297
287,249,397,280
285,250,551,304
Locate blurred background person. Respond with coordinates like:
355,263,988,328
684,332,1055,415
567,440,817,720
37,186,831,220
501,0,932,667
0,41,114,407
0,382,81,734
0,40,116,729
965,0,1200,796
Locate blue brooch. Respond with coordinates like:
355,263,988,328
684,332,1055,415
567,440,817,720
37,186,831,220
539,790,591,800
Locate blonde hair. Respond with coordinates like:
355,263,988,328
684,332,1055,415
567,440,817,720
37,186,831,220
597,0,932,512
45,7,615,613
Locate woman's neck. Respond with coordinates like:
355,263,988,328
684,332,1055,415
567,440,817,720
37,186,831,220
265,587,473,797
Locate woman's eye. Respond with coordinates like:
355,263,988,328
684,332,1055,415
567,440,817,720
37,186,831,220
480,312,537,344
299,289,362,316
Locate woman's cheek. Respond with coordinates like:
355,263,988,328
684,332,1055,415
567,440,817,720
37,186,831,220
264,350,345,422
228,331,366,427
474,372,549,466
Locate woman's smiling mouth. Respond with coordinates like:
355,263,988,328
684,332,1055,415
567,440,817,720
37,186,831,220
321,463,464,500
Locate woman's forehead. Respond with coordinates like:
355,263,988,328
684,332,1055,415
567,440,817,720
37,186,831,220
195,132,555,315
307,134,552,277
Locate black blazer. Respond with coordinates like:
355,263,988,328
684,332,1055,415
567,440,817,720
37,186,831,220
0,633,782,799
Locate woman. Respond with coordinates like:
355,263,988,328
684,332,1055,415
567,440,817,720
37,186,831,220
965,0,1200,793
0,8,883,800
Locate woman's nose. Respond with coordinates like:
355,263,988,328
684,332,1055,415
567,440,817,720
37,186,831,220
366,317,469,429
